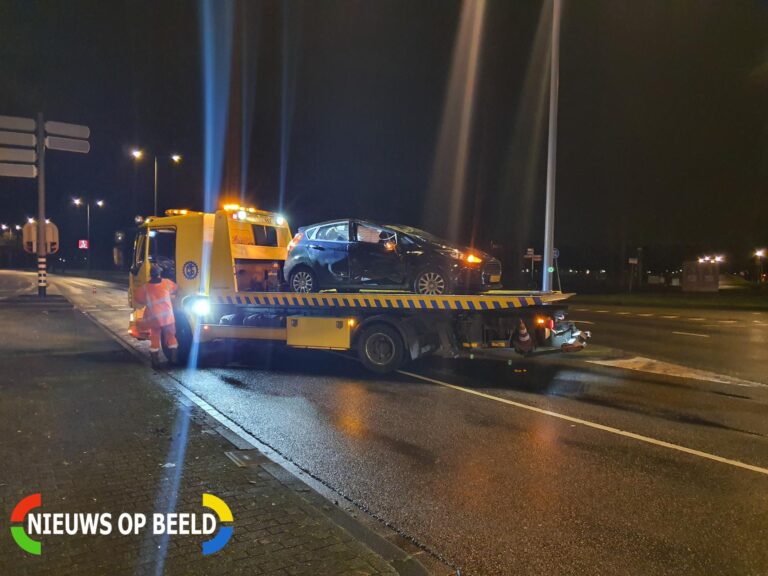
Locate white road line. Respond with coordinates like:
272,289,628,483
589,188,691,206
660,315,679,319
688,317,706,321
718,320,737,324
574,308,590,311
636,313,654,317
399,370,768,476
672,331,709,338
595,310,610,313
616,312,631,315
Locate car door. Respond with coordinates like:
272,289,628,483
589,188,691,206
308,221,351,287
349,222,406,287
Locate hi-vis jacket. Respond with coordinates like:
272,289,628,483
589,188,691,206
134,279,177,328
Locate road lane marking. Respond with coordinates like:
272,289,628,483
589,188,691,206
672,331,709,338
687,317,705,321
636,313,654,317
574,308,590,311
616,312,631,315
660,315,679,319
718,320,737,324
399,370,768,476
595,310,610,313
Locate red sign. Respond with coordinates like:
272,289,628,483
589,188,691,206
78,239,89,250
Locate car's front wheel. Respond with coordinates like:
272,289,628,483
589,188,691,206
289,267,319,293
413,268,452,295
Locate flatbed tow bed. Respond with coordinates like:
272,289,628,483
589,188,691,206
182,289,588,373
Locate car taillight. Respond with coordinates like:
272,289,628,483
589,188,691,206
287,232,302,253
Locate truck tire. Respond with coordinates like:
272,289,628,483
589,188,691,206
413,268,453,295
163,310,192,366
289,267,319,293
357,323,405,374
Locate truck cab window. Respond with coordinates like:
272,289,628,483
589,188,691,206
148,228,177,281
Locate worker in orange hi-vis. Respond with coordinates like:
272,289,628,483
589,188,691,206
134,265,179,367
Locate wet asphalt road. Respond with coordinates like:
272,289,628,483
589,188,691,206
568,304,768,385
25,272,768,575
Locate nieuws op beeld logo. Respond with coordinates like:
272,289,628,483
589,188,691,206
10,493,233,556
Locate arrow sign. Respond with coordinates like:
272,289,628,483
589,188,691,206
0,163,38,178
0,131,36,147
45,136,90,154
0,115,35,132
0,148,36,163
45,120,90,140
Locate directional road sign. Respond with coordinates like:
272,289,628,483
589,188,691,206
45,136,90,154
0,163,37,178
0,115,35,132
0,148,36,163
45,120,90,140
0,131,36,147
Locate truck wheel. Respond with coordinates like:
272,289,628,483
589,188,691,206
357,324,405,373
413,268,452,295
163,311,192,366
289,268,318,293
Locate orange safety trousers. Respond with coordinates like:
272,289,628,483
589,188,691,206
150,324,178,353
135,279,178,352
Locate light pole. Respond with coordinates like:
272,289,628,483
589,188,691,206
73,197,104,274
756,249,765,284
131,149,182,216
542,0,562,292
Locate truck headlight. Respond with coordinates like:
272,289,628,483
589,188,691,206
188,296,211,316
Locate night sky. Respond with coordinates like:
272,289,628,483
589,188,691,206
1,0,767,282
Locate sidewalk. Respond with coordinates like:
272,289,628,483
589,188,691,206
0,296,409,575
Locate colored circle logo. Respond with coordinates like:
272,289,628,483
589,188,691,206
183,261,199,280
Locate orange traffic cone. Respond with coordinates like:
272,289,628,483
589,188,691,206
514,319,534,353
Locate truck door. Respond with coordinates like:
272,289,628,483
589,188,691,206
129,228,149,307
349,222,405,287
309,221,350,286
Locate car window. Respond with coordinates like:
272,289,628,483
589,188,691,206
314,222,349,242
304,227,318,240
356,223,396,245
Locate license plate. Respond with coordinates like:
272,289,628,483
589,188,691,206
490,275,501,283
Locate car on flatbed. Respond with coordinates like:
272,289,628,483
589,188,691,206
284,219,502,295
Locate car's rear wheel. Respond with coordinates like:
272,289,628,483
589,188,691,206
413,268,452,295
289,268,318,293
357,323,405,373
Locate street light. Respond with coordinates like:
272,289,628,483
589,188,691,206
756,249,766,284
72,197,105,274
130,149,182,216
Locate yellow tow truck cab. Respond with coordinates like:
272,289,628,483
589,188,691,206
128,205,588,373
129,204,291,334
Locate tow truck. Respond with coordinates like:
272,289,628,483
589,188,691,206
128,205,589,373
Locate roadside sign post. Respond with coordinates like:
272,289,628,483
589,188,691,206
0,113,90,297
36,113,47,296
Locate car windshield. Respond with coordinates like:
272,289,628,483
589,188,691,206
386,224,454,247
